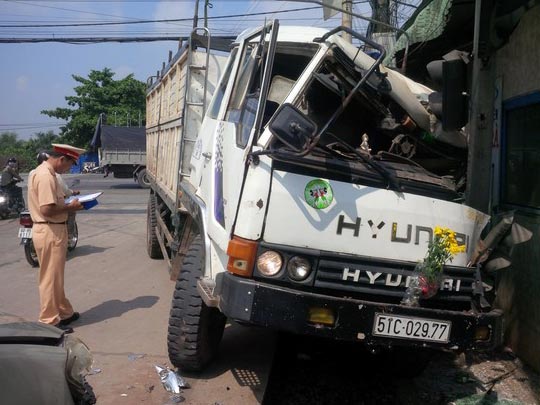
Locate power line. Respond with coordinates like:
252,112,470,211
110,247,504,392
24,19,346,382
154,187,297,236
0,36,203,43
0,122,65,126
2,0,145,22
0,5,323,28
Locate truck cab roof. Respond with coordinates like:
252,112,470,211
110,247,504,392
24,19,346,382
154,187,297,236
235,25,330,45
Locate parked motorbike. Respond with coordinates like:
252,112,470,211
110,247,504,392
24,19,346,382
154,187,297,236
0,180,25,219
19,211,78,268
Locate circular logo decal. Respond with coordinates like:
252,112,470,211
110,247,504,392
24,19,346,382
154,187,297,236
304,179,333,209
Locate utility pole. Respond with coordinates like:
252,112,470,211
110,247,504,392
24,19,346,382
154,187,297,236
368,0,395,62
204,0,209,28
193,0,200,30
342,0,353,43
465,0,495,212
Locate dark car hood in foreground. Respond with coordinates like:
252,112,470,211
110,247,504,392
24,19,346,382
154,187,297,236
0,312,63,345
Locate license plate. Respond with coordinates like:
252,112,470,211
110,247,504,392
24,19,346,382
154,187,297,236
372,313,451,343
18,228,32,239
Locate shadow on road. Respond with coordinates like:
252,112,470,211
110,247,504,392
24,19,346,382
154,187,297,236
77,296,159,326
181,322,276,404
110,184,143,190
68,245,111,258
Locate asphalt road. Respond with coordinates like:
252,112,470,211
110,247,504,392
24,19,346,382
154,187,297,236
0,174,274,405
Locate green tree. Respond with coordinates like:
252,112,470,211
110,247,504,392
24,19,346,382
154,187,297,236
41,68,146,147
0,131,59,172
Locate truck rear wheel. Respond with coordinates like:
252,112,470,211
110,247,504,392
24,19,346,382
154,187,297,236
146,193,163,259
137,168,150,189
168,236,226,371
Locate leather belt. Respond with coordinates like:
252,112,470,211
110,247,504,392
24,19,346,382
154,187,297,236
34,221,67,225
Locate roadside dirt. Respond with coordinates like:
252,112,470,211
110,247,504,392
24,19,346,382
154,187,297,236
400,348,540,405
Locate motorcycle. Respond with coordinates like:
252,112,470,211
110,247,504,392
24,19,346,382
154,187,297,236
19,211,78,268
0,180,25,219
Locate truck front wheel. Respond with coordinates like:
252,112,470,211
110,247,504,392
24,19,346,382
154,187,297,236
146,193,163,259
168,236,226,371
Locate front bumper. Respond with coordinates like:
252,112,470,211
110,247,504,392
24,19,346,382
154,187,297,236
216,272,504,351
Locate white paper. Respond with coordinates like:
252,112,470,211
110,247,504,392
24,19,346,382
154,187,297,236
65,192,103,204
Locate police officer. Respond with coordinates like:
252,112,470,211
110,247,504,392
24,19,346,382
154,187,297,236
28,144,85,333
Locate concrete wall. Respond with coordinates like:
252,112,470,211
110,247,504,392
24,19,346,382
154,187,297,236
493,5,540,372
495,5,540,100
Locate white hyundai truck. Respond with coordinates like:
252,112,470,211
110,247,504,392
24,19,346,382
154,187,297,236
145,22,503,373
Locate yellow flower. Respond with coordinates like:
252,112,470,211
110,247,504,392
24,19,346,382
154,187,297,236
449,243,465,255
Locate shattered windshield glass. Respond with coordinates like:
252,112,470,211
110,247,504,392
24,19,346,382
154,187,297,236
268,44,467,199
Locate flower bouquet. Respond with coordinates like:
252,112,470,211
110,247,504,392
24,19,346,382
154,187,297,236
401,227,465,307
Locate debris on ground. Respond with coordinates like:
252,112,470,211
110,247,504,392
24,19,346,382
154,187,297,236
127,353,146,361
405,348,540,405
88,368,102,375
155,365,190,394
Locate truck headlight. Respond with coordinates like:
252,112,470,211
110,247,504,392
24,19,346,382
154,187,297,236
64,335,93,389
0,196,6,203
287,256,311,281
257,251,283,276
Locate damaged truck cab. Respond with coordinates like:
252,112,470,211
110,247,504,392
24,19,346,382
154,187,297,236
145,22,503,372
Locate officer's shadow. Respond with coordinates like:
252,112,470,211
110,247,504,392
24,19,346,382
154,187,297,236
76,296,159,326
67,245,111,259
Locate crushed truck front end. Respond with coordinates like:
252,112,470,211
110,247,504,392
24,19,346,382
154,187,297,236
211,26,503,353
155,23,505,372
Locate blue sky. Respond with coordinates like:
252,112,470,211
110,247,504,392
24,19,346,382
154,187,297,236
0,0,415,140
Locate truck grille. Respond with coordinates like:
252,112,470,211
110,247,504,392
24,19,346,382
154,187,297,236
314,254,477,310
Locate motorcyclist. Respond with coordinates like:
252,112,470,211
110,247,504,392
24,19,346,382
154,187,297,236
0,157,25,210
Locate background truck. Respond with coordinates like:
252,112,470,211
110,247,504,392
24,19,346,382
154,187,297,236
91,116,149,188
146,21,508,374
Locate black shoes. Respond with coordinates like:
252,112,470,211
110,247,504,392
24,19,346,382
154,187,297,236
59,312,80,326
54,323,74,334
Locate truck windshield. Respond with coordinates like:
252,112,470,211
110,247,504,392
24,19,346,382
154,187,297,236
268,45,467,200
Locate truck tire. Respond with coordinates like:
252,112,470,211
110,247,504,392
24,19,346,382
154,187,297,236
146,193,163,259
168,236,226,371
137,168,151,189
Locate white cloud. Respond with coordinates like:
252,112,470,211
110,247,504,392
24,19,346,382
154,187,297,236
113,65,134,79
152,1,192,20
16,76,29,91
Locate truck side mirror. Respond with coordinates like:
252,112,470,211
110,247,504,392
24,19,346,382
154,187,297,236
427,53,469,131
268,104,318,153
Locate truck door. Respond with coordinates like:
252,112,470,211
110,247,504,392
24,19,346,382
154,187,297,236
197,21,279,251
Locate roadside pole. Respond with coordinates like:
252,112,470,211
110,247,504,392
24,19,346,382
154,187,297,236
342,0,353,43
466,0,495,212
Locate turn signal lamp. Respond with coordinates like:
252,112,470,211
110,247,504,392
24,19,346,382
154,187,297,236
474,325,491,342
227,236,258,277
308,307,335,326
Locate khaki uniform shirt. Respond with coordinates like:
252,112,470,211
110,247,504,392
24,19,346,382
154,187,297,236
28,161,68,223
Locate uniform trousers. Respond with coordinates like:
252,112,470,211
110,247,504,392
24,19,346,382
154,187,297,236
32,223,74,325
